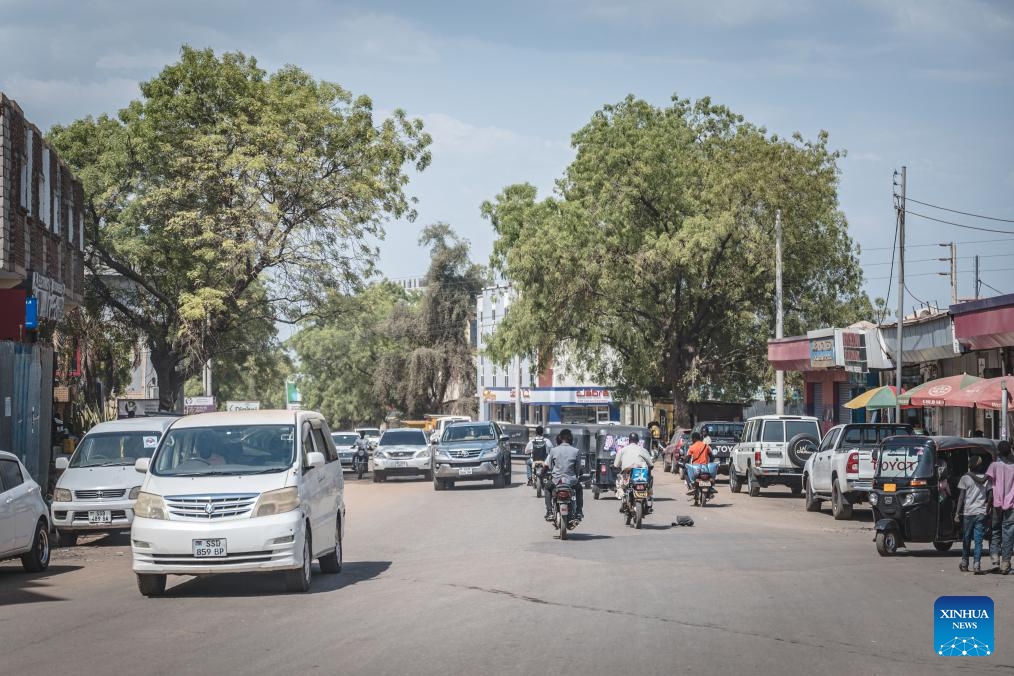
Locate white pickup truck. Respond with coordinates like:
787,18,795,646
802,423,912,520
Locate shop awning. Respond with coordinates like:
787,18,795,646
881,311,956,363
768,336,811,371
951,293,1014,351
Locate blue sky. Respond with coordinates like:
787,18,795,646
3,0,1013,314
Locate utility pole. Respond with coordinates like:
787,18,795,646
974,255,981,300
514,355,523,424
775,209,784,415
938,242,957,306
894,167,906,424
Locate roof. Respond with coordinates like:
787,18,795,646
746,414,818,422
170,410,316,429
950,292,1014,316
84,416,178,435
884,435,998,453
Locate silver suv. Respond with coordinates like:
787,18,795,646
431,422,512,490
730,415,821,497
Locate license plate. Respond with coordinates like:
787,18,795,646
458,467,473,476
394,461,408,467
193,539,227,558
883,483,896,492
560,504,569,515
634,491,648,499
698,481,712,487
88,510,112,524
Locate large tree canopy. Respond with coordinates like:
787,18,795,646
482,95,870,423
49,46,431,410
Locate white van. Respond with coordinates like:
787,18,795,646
130,410,345,596
52,415,178,545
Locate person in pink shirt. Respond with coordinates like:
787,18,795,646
985,440,1014,574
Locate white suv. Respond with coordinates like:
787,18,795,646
131,410,345,596
730,415,821,497
0,451,51,572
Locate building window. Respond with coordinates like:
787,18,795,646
492,371,497,388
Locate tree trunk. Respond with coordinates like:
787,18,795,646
671,386,692,428
151,347,184,413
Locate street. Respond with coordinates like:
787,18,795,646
3,462,1011,676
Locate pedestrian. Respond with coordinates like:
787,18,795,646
985,440,1014,574
955,454,992,574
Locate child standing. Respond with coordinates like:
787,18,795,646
955,454,992,574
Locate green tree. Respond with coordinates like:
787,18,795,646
373,224,487,417
48,46,431,411
481,95,870,424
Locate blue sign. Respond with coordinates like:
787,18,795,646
935,596,993,657
24,296,38,330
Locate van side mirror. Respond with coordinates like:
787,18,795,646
55,456,69,471
134,457,150,473
307,451,326,470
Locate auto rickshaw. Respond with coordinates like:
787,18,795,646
545,424,597,487
591,425,651,500
870,436,996,556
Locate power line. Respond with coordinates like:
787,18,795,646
866,266,1014,282
980,279,1007,295
906,197,1014,224
904,283,929,306
861,237,1014,252
861,253,1009,266
905,210,1014,235
876,219,898,324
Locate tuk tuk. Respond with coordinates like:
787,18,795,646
545,424,598,486
591,425,651,500
870,436,996,556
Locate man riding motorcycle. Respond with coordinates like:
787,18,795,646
544,428,584,521
525,425,553,486
613,433,654,512
684,431,715,497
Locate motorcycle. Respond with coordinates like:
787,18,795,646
691,463,718,507
532,460,548,498
550,480,580,540
354,447,369,480
620,466,652,529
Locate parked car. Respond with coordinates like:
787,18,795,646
730,415,821,496
331,431,360,471
693,421,744,476
130,410,345,596
0,450,51,572
51,416,177,545
661,429,690,474
373,428,432,482
802,423,913,519
355,427,382,449
428,416,472,444
431,421,512,490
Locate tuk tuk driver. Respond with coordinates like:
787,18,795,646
614,433,654,511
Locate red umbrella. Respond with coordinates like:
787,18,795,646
896,373,982,407
946,376,1012,411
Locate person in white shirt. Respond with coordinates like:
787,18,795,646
613,433,654,511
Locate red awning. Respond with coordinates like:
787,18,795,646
952,295,1014,350
768,337,811,371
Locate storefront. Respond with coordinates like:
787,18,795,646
481,387,621,425
950,293,1014,438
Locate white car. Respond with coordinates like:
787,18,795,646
331,431,360,471
51,416,177,545
130,410,345,596
373,428,432,482
0,451,51,572
730,415,821,496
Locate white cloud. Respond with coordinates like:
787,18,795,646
421,113,569,156
574,0,807,25
0,76,138,128
96,49,179,71
864,0,1014,40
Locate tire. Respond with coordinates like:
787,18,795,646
933,541,954,552
591,486,599,500
285,533,312,593
729,469,742,494
663,458,672,473
423,470,433,481
21,519,50,572
537,481,544,499
493,473,505,488
624,505,633,526
831,481,854,520
876,531,899,556
318,521,342,574
503,464,512,487
804,478,822,512
785,433,819,468
559,509,568,540
433,475,443,491
136,573,167,597
372,470,382,483
700,490,709,507
633,501,643,529
747,467,761,497
60,531,78,547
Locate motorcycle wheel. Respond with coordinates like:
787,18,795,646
536,482,543,499
700,490,708,507
559,509,568,540
634,501,643,529
357,465,365,480
624,499,633,526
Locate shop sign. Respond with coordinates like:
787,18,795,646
574,388,611,400
117,398,162,418
809,338,835,368
842,331,868,373
184,396,216,414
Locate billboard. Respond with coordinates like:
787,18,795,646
225,400,260,411
183,396,216,415
116,398,162,419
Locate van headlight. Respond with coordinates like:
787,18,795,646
53,488,72,502
252,488,300,517
128,486,142,500
134,492,167,520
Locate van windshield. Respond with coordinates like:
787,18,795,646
70,432,161,467
443,424,496,442
876,442,933,479
152,424,295,476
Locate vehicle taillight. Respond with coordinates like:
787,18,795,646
846,451,859,475
754,450,761,464
600,464,607,475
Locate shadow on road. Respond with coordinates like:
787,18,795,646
164,560,393,598
58,531,131,549
0,565,82,604
559,533,613,541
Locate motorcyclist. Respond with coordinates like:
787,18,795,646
613,433,654,512
685,431,715,497
544,428,584,521
524,425,553,486
354,430,370,454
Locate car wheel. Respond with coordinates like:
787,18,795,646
804,477,822,512
433,475,443,491
59,531,78,547
729,469,742,494
592,486,600,500
285,533,312,593
503,462,512,487
423,470,433,481
21,519,51,572
318,521,342,574
933,541,954,552
790,484,802,496
373,470,382,483
831,481,854,520
493,473,505,488
876,531,899,556
136,573,167,597
747,467,760,497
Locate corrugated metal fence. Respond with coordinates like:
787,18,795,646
0,340,53,490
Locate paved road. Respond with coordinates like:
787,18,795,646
2,463,1011,675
